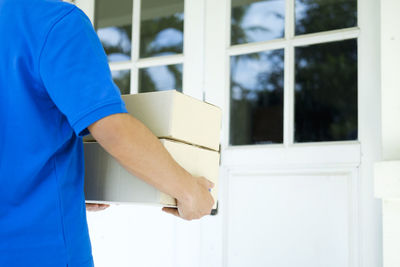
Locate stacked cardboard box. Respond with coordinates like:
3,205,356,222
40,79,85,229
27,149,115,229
84,90,222,209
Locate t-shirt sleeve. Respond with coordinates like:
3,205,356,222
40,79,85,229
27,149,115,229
39,7,127,136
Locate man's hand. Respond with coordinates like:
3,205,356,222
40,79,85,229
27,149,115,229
162,176,215,220
86,203,109,212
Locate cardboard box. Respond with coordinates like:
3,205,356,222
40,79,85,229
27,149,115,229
84,90,222,150
121,90,221,151
84,139,219,208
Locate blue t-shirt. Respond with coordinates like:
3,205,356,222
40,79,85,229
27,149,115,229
0,0,127,266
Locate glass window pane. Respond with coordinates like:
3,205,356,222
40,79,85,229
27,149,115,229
140,0,184,58
230,50,284,145
112,70,131,95
231,0,285,46
138,64,183,93
295,39,357,142
295,0,357,35
95,0,133,62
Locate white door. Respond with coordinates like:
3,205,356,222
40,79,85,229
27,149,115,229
201,0,382,267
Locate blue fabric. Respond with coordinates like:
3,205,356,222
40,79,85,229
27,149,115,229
0,0,127,266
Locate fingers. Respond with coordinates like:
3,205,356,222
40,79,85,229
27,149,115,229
86,203,110,212
163,177,215,221
162,207,180,217
162,207,198,221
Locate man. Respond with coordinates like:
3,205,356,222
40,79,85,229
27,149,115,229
0,0,215,266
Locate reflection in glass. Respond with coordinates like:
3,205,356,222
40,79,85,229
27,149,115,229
230,50,284,145
295,0,357,35
140,0,184,58
295,39,357,142
139,64,183,93
231,0,285,45
112,70,131,95
95,0,133,62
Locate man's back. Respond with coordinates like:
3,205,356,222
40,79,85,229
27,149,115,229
0,0,127,266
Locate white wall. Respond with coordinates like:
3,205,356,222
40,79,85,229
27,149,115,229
374,1,400,266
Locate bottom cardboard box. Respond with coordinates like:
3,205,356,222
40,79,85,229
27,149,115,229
84,139,219,209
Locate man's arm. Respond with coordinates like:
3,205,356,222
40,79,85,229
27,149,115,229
88,113,215,220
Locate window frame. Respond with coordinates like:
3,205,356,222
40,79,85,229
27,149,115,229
77,0,205,99
227,0,360,147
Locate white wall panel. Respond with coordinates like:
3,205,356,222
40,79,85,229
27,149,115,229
226,173,354,267
380,0,400,161
382,200,400,267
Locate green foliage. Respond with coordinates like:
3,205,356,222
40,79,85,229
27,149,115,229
113,71,131,95
100,25,132,58
295,0,357,35
140,14,184,58
295,39,357,142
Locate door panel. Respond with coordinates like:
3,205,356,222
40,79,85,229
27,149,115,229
226,172,355,267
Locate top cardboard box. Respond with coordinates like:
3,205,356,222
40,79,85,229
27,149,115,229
121,90,222,151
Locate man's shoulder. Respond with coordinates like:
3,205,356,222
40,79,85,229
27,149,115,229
1,1,78,32
30,1,78,30
0,0,85,76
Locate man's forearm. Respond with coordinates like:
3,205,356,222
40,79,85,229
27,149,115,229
88,113,195,203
